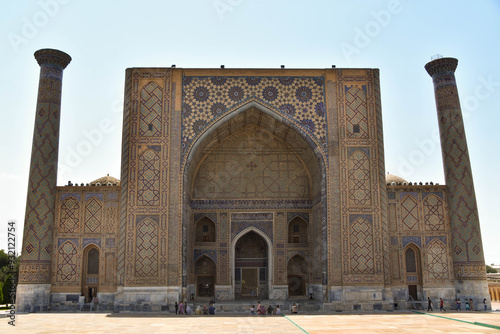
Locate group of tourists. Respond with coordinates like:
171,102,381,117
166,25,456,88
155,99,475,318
174,301,215,315
455,298,487,311
250,301,298,315
427,297,488,312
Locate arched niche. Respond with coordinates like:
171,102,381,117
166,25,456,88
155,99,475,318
195,216,216,242
82,244,100,303
404,243,423,301
288,216,308,244
287,254,308,296
232,228,272,299
194,255,216,298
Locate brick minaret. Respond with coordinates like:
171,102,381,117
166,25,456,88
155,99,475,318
17,49,71,312
425,57,488,299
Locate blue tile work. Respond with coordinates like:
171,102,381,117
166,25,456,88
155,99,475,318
57,238,78,248
287,212,309,223
83,238,101,248
402,236,421,248
85,193,103,201
194,249,217,263
191,199,312,210
61,193,81,201
426,236,447,245
194,212,217,224
181,76,327,166
231,213,273,241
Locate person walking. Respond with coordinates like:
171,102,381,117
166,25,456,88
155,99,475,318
470,298,474,311
179,301,184,315
456,298,461,311
439,298,446,311
465,299,470,311
427,297,433,311
174,301,178,314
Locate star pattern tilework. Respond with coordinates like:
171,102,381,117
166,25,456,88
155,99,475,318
181,76,327,162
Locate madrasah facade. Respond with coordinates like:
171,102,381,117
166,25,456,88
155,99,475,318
16,48,490,312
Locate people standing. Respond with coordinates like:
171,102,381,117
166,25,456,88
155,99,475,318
179,301,184,315
174,301,178,314
276,305,281,315
456,298,461,311
439,298,446,311
291,303,298,314
250,305,255,315
483,298,487,311
427,297,433,311
267,305,273,315
470,298,474,311
465,299,470,311
209,303,215,315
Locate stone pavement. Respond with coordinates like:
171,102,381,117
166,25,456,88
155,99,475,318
3,310,500,333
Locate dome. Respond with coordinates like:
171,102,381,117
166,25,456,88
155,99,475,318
386,172,407,184
90,174,120,186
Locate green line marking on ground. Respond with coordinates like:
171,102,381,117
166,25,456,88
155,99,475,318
413,311,500,330
282,314,310,334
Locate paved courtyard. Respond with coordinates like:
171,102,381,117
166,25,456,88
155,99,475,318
4,310,500,333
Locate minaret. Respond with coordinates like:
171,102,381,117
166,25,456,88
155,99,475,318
425,57,488,298
17,49,71,312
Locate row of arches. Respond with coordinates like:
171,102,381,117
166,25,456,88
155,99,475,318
195,216,309,244
194,232,309,299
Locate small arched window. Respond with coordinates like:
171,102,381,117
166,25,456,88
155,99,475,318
87,248,99,275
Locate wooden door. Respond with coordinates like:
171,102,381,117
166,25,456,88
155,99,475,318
241,268,258,297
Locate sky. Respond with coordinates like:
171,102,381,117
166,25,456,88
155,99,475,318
0,0,499,265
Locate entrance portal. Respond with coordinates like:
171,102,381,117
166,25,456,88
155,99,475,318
195,256,216,298
235,231,268,299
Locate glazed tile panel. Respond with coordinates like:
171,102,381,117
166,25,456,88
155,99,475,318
181,76,327,162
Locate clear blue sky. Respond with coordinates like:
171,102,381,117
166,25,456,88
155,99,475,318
1,0,499,264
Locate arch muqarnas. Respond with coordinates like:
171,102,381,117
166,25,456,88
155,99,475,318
182,101,328,297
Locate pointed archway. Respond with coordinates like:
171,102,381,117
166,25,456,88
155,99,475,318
232,228,272,299
183,103,327,301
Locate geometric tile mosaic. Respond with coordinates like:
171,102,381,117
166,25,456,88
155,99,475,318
181,76,327,164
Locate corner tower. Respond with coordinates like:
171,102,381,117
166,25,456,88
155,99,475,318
425,57,488,298
17,49,71,312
